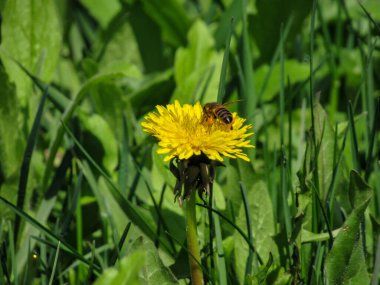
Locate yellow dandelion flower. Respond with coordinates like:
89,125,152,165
141,100,254,162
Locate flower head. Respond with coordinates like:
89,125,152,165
141,100,254,162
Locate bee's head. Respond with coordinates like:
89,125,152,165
203,102,218,113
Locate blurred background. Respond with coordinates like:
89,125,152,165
0,0,379,284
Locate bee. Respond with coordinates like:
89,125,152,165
203,101,239,128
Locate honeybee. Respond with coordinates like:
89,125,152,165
203,101,239,128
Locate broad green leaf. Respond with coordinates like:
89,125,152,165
141,0,191,47
251,0,312,62
313,102,336,199
218,161,241,220
172,20,223,104
80,0,121,28
213,182,226,211
129,1,167,72
234,180,277,284
338,49,362,88
94,251,145,285
0,179,18,219
88,83,128,141
319,0,380,22
213,0,243,49
42,71,126,192
81,160,128,239
129,69,175,118
289,188,312,246
99,22,144,73
54,58,81,95
239,0,256,116
313,102,352,201
216,8,234,104
266,266,291,285
0,0,61,105
255,60,310,102
89,62,140,141
0,66,24,179
214,211,227,285
301,228,341,243
138,239,178,284
78,113,118,174
64,128,174,255
150,146,181,210
2,196,99,276
99,60,142,79
0,65,26,219
247,253,273,285
360,0,380,20
151,146,170,196
14,88,48,244
325,170,372,284
150,147,186,246
336,112,366,139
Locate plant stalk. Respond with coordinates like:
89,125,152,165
186,191,204,285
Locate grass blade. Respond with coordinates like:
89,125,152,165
130,158,177,253
0,241,11,284
86,241,96,283
58,169,82,236
197,203,263,265
240,182,254,276
48,241,60,285
348,101,360,171
239,0,255,114
42,71,124,193
61,121,174,255
327,124,349,221
110,222,132,266
14,87,48,243
9,57,70,110
280,145,292,244
214,210,227,285
217,17,234,103
257,16,293,104
165,231,211,281
0,197,101,273
365,97,379,180
326,170,372,284
358,1,380,33
118,114,129,194
156,184,167,248
196,65,215,103
310,183,333,244
372,235,380,285
309,0,320,205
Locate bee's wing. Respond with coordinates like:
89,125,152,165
222,99,243,107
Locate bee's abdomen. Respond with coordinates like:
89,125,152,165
216,108,232,124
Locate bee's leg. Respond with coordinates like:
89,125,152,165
207,116,214,125
230,117,235,130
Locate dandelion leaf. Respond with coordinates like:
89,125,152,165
172,20,223,103
234,180,277,284
325,170,372,284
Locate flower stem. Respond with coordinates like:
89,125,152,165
186,191,204,285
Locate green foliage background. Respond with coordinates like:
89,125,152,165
0,0,379,284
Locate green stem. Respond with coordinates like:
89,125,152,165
186,191,204,285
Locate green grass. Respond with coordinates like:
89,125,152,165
0,0,379,284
